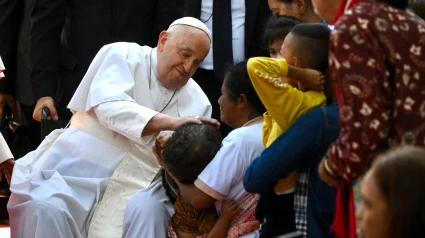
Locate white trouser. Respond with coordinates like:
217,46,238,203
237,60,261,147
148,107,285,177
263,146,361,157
122,177,174,238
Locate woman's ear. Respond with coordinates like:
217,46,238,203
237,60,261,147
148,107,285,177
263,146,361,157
237,94,248,109
294,0,307,14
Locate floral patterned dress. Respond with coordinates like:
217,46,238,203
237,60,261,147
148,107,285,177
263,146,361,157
325,1,425,181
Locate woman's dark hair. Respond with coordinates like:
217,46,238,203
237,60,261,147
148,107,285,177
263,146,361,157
263,15,302,47
372,146,425,238
224,62,266,115
162,122,222,184
381,0,408,9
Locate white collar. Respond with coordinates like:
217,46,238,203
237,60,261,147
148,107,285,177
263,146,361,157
151,47,160,79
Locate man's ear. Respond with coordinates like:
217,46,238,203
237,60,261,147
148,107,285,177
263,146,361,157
157,31,169,51
237,94,248,109
294,0,307,14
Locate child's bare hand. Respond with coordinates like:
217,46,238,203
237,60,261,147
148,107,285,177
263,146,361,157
300,68,325,91
152,132,172,168
155,132,172,149
220,200,239,221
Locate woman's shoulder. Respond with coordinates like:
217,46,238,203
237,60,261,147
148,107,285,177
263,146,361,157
336,1,424,28
224,123,263,147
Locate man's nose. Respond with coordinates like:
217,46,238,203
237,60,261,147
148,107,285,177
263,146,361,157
183,60,195,74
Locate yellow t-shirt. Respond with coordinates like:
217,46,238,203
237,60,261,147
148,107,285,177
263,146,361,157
247,57,326,194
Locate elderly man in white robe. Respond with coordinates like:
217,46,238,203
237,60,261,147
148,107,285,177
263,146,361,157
7,17,217,238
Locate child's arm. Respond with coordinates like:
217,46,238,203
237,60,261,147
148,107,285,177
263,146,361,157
201,200,239,238
247,57,325,131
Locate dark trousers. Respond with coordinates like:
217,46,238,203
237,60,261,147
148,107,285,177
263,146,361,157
192,68,232,138
256,190,296,238
20,103,41,151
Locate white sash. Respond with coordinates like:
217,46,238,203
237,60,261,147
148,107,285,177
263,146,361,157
71,112,160,238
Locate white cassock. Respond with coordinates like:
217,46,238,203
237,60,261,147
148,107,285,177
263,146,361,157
7,42,212,238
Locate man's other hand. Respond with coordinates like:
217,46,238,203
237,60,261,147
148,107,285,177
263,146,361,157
33,96,58,122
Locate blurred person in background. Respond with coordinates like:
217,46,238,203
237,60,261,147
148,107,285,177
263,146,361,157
357,146,425,238
30,0,184,124
184,0,270,137
267,0,322,23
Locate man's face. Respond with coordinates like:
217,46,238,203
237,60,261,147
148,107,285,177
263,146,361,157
156,28,210,89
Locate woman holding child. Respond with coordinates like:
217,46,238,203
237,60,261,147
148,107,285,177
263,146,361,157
154,62,267,238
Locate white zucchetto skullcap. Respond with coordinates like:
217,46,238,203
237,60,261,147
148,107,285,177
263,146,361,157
168,17,212,41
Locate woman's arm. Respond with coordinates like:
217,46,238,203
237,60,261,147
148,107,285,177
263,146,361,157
175,180,216,210
201,200,238,238
324,18,390,182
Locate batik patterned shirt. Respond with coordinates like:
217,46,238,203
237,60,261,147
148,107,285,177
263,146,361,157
325,1,425,180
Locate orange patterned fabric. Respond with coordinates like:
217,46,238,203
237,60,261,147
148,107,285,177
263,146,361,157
168,193,260,238
170,193,218,234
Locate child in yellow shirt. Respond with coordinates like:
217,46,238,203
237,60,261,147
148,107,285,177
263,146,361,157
248,22,331,237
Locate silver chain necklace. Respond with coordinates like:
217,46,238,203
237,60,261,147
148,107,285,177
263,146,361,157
149,48,177,113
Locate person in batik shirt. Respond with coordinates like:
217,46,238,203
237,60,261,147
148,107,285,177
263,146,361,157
311,0,425,237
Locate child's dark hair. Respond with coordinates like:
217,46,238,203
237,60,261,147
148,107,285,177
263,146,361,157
224,62,266,115
162,122,222,184
263,15,302,48
289,23,331,74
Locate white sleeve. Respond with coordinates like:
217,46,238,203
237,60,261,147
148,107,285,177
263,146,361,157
195,133,245,201
0,134,13,163
94,101,159,145
68,43,144,113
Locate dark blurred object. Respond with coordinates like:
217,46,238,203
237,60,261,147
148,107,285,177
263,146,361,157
162,169,178,205
409,0,425,19
0,105,31,159
276,231,304,238
40,107,69,140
